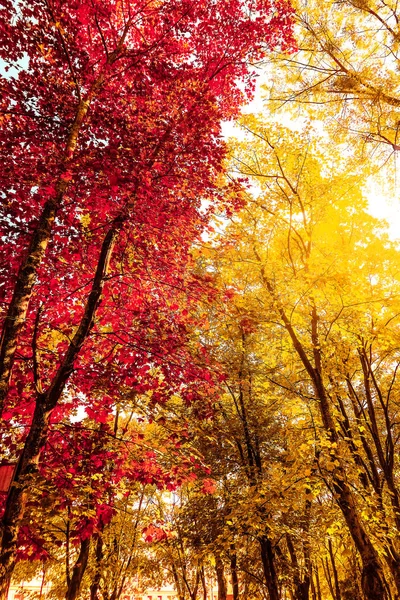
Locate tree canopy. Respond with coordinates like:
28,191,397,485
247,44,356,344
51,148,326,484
2,2,400,600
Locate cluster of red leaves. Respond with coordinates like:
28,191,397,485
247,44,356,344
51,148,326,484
1,0,294,424
16,526,50,562
13,419,215,556
142,522,176,543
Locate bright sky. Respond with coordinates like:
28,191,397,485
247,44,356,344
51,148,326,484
367,163,400,241
221,79,400,244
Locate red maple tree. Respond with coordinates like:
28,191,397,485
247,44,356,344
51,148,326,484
0,0,295,594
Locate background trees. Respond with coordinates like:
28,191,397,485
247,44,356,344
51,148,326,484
198,118,400,599
265,0,400,156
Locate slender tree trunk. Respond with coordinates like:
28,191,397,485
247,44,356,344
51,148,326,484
190,569,201,600
328,540,341,600
260,535,280,600
39,565,46,600
315,379,387,599
90,534,104,600
346,377,400,595
314,564,322,600
309,565,317,600
0,399,51,598
323,558,336,600
230,547,240,600
171,561,185,600
0,225,119,598
257,274,388,600
286,533,309,600
200,566,208,600
65,537,91,600
215,555,227,600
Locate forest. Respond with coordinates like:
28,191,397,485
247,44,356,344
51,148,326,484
1,1,400,599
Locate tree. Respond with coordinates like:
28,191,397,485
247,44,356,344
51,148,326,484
177,245,322,600
7,393,214,600
0,0,296,595
206,117,400,599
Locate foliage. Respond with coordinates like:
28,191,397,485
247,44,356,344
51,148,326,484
5,1,400,600
265,0,400,159
0,0,295,595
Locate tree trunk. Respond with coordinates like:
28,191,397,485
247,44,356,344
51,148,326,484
323,558,336,600
328,539,341,600
171,561,185,600
200,566,208,600
39,566,46,600
230,547,240,600
309,565,317,600
260,535,280,600
0,18,131,416
257,283,388,600
189,567,201,600
316,379,387,599
314,564,322,600
65,537,91,600
0,85,102,417
215,555,227,600
0,398,50,599
286,533,309,600
90,534,104,600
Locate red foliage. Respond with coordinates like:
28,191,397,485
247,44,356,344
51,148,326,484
16,526,50,562
143,522,175,543
0,0,295,572
201,478,217,495
1,0,295,425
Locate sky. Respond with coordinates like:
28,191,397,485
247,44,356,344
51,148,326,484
221,77,400,244
367,162,400,241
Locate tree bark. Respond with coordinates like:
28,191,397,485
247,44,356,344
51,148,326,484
200,566,208,600
190,568,201,600
323,558,336,600
314,564,322,600
230,547,240,600
0,91,98,415
66,538,91,600
215,555,227,600
260,535,280,600
171,561,185,600
309,565,317,600
328,539,341,600
286,532,310,600
90,534,104,600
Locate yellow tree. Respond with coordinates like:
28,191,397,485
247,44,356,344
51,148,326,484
265,0,400,158
191,258,319,600
208,116,400,600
